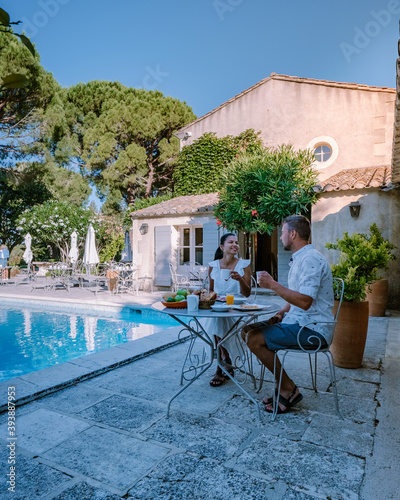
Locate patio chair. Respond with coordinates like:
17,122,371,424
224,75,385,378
169,263,197,292
113,268,139,295
263,278,345,420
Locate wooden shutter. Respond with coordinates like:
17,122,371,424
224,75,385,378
202,220,219,266
154,225,172,286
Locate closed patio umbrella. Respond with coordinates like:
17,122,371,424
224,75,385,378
68,230,79,265
23,233,33,271
120,230,132,262
83,224,99,275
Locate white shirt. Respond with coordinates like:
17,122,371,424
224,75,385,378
209,258,251,295
282,244,334,341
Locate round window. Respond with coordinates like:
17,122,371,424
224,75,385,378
314,144,332,162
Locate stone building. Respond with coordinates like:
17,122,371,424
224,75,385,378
131,73,399,304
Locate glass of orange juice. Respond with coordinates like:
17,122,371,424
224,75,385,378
226,294,234,305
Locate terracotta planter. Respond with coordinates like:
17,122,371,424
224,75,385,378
10,269,20,278
331,300,369,369
365,278,388,317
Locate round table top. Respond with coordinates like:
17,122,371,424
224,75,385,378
151,301,279,319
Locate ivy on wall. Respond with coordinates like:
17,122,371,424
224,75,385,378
173,129,262,196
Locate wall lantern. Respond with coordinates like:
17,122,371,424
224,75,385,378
139,223,148,235
349,201,361,218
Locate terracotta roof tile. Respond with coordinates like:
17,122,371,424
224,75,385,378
130,193,219,219
316,166,392,192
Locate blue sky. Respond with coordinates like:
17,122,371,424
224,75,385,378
4,0,399,118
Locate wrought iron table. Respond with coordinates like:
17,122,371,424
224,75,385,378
152,301,279,420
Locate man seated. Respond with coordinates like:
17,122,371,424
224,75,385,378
242,215,334,414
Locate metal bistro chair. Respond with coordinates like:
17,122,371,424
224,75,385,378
169,262,197,292
268,278,345,420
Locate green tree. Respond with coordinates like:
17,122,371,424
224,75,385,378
0,169,52,249
0,7,35,87
96,214,125,262
23,162,91,205
0,25,58,165
0,160,90,249
47,81,196,208
214,145,319,234
173,129,263,196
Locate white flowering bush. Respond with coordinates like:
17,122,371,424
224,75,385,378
17,201,94,262
17,201,125,263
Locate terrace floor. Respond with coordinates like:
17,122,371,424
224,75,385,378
0,282,399,499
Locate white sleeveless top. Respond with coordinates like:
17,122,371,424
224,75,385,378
209,258,251,295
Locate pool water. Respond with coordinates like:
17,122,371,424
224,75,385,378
0,301,176,382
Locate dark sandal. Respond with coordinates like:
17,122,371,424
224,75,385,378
262,388,278,405
265,385,303,414
222,357,234,379
210,366,226,387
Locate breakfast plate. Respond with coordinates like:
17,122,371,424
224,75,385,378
216,296,247,304
232,304,273,311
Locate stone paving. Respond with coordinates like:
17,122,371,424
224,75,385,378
0,284,399,499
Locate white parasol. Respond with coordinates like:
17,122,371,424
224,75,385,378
120,230,133,262
23,233,33,270
68,230,79,264
83,224,99,274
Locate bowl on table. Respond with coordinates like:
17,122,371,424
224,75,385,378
198,299,216,310
161,300,187,309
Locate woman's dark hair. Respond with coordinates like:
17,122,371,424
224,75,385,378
214,232,236,260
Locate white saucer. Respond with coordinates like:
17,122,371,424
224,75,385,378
211,304,232,312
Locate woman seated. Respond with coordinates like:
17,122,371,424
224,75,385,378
203,233,252,386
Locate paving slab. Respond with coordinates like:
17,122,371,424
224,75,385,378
130,453,289,500
301,413,374,458
0,447,73,500
211,394,312,440
142,411,252,461
297,388,377,424
19,363,92,390
50,481,122,500
77,394,166,433
33,385,111,414
360,317,400,500
0,408,90,455
42,426,170,494
232,434,365,500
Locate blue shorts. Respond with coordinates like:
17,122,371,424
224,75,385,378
253,321,328,351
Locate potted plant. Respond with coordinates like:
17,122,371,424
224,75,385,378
325,224,395,368
363,224,396,316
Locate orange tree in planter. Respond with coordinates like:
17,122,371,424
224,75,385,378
214,145,319,234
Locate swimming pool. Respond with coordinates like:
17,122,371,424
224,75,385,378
0,300,176,382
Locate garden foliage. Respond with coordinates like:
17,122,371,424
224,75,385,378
16,201,124,263
214,145,318,234
173,129,262,196
326,223,396,302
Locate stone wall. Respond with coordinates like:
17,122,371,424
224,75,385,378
312,189,400,309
